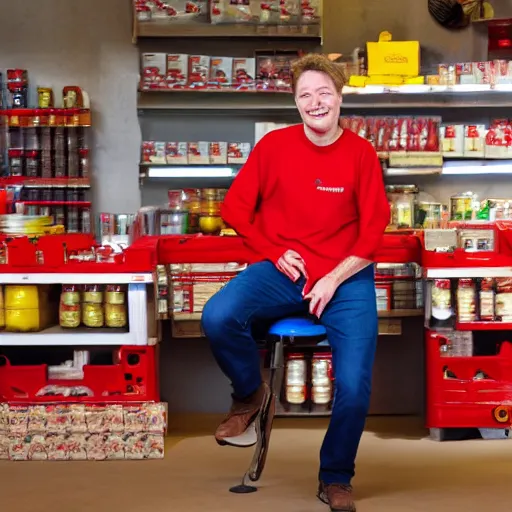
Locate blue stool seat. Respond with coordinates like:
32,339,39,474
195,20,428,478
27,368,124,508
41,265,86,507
268,316,327,338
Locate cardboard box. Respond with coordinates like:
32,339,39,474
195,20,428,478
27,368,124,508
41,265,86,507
367,31,420,77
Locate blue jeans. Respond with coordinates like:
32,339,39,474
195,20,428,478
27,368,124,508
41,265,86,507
201,261,378,485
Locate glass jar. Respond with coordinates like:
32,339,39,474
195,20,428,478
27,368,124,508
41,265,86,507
311,355,332,405
457,279,476,323
386,185,418,229
82,284,104,328
199,188,223,235
285,354,307,405
59,284,81,328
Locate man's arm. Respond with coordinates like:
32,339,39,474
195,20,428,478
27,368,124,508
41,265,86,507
327,144,390,286
221,141,285,264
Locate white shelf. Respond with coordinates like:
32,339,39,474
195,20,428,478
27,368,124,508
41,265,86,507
0,326,133,346
426,267,512,279
0,273,153,285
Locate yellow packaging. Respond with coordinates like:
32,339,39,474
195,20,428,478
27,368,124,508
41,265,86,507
4,285,41,310
5,308,54,332
367,31,420,78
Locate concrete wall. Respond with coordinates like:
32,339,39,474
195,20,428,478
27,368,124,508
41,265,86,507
0,0,141,215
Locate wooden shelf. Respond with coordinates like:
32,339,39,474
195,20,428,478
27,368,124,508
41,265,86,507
135,21,321,39
378,309,424,318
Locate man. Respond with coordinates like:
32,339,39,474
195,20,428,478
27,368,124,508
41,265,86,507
201,53,390,512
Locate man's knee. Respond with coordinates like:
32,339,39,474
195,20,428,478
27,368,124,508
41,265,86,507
201,291,238,341
333,377,371,411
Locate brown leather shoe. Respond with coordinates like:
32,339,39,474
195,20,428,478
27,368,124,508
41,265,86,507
215,383,270,447
317,482,356,512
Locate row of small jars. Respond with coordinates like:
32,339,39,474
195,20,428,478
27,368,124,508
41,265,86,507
59,284,127,329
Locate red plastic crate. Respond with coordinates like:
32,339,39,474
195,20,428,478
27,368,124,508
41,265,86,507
157,233,423,266
0,346,159,404
426,330,512,429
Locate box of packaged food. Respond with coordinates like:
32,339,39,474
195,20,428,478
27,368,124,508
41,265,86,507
166,142,188,164
464,125,486,158
232,58,256,90
208,57,233,88
141,53,167,90
188,55,210,89
228,143,251,164
210,0,257,24
142,141,167,164
209,142,228,164
367,32,420,78
166,54,188,89
441,124,464,157
485,119,512,159
188,142,210,164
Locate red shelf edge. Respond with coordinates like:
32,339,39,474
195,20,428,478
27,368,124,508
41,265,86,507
456,321,512,331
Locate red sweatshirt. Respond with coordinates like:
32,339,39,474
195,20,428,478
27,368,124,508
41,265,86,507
221,124,390,294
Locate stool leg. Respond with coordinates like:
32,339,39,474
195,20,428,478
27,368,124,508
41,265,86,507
229,338,283,494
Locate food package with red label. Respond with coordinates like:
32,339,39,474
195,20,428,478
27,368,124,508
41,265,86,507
210,0,258,24
209,142,228,164
142,141,166,164
494,60,512,85
228,142,251,164
441,124,464,157
166,54,188,89
28,434,48,461
188,142,210,164
485,119,512,159
273,51,299,91
208,57,233,88
232,58,256,90
141,53,167,90
188,55,210,89
256,53,277,90
135,0,207,21
464,124,486,158
105,434,125,460
301,0,320,23
166,142,189,164
495,278,512,322
67,433,88,460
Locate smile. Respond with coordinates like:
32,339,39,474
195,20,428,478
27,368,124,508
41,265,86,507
307,108,329,118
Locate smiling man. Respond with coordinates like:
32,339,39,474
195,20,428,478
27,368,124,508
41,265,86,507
201,53,390,512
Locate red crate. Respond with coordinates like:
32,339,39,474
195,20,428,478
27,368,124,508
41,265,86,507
426,330,512,429
0,346,159,404
157,233,422,266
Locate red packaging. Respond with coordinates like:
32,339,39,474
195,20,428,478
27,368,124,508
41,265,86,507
141,53,167,90
166,54,188,89
208,57,233,89
232,58,256,90
188,55,210,89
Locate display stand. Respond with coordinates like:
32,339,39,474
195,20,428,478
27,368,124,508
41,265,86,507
423,220,512,441
0,234,167,461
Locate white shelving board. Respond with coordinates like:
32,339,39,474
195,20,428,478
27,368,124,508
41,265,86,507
0,273,153,285
0,281,152,346
426,267,512,279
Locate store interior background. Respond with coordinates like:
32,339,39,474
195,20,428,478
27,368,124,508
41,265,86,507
2,0,512,416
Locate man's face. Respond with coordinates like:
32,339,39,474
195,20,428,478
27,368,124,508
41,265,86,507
295,70,342,134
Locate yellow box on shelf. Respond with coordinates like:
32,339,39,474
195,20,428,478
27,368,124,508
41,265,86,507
367,31,420,78
347,75,425,88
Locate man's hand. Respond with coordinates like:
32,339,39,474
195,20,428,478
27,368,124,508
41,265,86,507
304,273,339,318
276,250,308,282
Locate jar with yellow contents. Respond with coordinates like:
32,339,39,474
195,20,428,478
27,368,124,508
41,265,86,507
82,284,104,328
199,188,224,235
59,284,81,328
105,285,127,328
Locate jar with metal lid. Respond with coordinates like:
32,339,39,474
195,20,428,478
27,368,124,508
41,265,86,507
386,185,418,229
418,201,442,229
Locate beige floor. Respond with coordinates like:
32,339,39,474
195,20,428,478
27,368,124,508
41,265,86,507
1,415,510,511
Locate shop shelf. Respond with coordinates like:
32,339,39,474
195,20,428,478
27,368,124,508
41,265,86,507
426,267,512,278
135,21,321,39
0,326,131,347
0,177,90,188
137,89,296,110
0,345,159,403
455,322,512,331
378,309,424,318
0,273,153,284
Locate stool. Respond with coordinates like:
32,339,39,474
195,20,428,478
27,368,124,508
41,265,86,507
229,316,327,494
